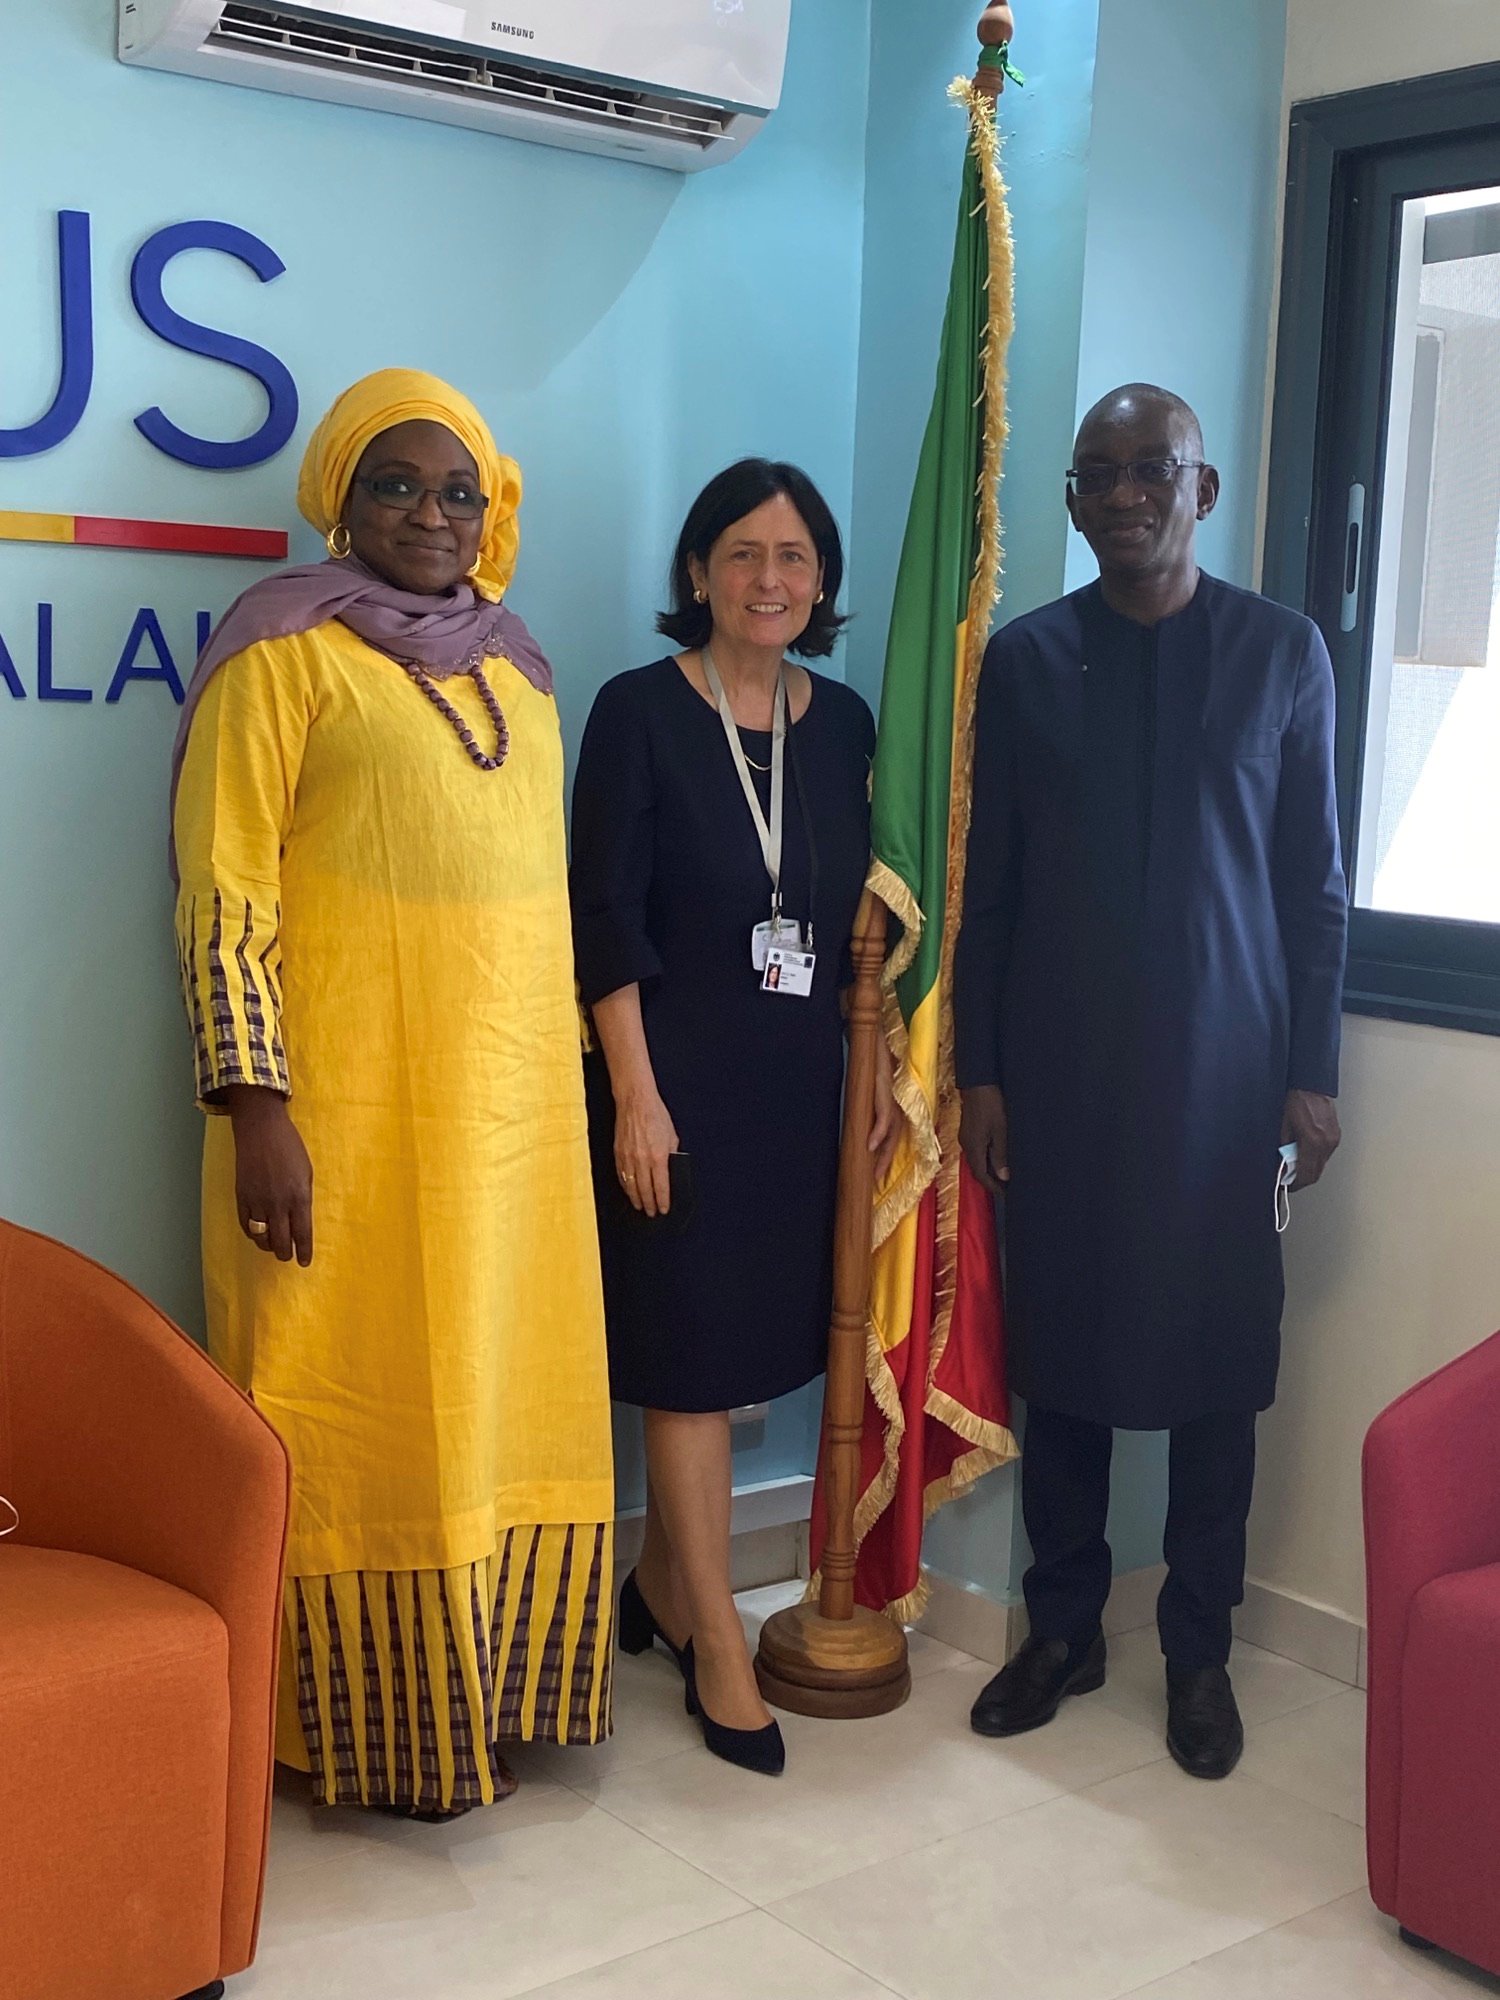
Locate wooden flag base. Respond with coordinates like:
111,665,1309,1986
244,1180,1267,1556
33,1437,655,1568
755,1602,911,1719
749,886,912,1719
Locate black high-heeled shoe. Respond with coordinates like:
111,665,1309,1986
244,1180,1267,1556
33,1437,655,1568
681,1641,786,1777
618,1570,696,1711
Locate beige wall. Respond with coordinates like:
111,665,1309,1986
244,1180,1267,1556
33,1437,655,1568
1248,0,1500,1624
1254,1017,1500,1619
1288,0,1499,99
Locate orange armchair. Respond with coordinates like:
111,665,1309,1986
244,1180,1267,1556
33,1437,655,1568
0,1217,290,2000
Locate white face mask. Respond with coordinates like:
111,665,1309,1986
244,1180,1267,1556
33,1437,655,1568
1275,1142,1299,1234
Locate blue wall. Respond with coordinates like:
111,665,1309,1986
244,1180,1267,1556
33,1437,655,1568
0,0,873,1501
1,1,1295,1572
1065,0,1289,595
847,0,1101,713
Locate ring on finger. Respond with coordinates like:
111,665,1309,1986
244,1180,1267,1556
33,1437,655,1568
247,1218,270,1237
621,1173,636,1185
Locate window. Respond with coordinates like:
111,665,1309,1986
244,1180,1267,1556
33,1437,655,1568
1265,64,1500,1034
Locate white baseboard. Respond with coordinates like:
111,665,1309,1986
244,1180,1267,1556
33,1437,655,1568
915,1573,1024,1666
1096,1566,1365,1687
1236,1575,1365,1686
916,1561,1170,1668
916,1561,1366,1687
613,1474,814,1597
608,1487,1366,1691
1102,1562,1167,1638
729,1474,817,1537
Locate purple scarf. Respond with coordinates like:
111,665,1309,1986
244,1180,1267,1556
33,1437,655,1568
168,556,554,880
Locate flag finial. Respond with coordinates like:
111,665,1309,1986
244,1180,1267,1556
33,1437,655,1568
975,4,1019,99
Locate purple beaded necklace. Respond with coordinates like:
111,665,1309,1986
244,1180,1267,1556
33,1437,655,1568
400,660,510,771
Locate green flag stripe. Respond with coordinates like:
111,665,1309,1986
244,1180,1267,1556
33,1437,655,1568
870,142,989,1024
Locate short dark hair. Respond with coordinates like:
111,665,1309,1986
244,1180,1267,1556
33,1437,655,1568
657,458,849,659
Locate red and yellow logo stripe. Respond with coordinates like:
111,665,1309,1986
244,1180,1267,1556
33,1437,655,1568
0,509,286,561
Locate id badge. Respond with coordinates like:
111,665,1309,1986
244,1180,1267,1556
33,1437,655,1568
763,945,816,997
751,916,802,972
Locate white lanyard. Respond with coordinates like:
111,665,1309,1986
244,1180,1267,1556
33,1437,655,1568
703,644,787,923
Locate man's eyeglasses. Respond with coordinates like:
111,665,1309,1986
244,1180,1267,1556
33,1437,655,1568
1066,458,1204,499
355,475,488,520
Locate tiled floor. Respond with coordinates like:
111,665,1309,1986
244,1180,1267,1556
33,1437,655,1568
238,1583,1499,2000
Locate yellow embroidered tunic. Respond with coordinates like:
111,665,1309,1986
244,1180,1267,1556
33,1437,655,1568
174,621,615,1804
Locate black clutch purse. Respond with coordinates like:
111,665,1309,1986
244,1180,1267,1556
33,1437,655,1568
609,1150,696,1236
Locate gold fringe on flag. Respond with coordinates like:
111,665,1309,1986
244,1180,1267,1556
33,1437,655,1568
869,78,1016,1257
920,76,1019,1486
844,78,1021,1622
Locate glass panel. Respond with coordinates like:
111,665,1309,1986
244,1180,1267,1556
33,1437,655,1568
1358,185,1500,923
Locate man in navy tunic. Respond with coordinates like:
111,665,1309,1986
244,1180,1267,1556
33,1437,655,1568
954,384,1347,1778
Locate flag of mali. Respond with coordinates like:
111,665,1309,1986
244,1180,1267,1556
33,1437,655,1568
813,78,1018,1622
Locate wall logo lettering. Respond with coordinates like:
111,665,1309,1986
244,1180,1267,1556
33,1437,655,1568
2,211,299,469
0,604,212,705
1,209,300,706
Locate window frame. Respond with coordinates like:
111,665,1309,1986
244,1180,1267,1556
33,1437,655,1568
1263,61,1500,1038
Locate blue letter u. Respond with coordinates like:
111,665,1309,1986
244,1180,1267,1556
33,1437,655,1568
0,212,94,459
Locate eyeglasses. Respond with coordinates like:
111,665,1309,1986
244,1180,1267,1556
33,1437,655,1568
355,475,488,520
1066,458,1204,498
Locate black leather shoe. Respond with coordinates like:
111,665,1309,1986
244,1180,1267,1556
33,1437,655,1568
1165,1663,1244,1779
970,1632,1107,1738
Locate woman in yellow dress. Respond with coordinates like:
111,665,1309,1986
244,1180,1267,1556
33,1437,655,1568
171,370,615,1818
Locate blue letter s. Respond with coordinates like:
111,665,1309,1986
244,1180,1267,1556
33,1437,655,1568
131,220,299,471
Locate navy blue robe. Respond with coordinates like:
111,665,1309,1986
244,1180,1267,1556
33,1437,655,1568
953,575,1347,1429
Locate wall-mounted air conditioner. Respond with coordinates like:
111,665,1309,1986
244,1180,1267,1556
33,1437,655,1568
118,0,791,172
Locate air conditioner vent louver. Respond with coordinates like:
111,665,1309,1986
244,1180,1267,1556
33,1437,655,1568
209,4,732,148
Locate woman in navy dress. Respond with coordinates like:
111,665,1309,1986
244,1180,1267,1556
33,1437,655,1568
570,460,897,1774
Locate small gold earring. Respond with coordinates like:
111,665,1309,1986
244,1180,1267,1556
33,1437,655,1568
815,591,825,604
694,589,707,604
327,523,352,560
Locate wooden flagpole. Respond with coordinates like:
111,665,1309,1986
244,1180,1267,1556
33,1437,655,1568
753,5,1018,1721
754,887,910,1716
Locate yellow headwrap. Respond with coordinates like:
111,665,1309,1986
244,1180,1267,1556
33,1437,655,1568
296,368,522,602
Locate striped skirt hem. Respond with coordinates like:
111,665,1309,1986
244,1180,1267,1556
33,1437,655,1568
286,1520,615,1812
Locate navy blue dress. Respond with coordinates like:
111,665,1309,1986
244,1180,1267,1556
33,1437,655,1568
952,576,1347,1429
570,657,875,1412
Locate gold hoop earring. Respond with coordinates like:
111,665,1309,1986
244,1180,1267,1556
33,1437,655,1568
815,591,825,604
693,589,707,605
327,523,352,560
